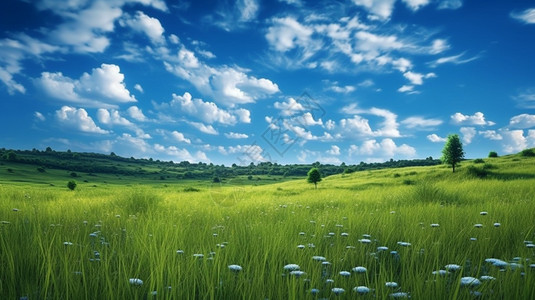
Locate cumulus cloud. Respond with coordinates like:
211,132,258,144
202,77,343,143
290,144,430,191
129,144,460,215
204,0,260,31
164,48,279,107
171,131,191,144
401,116,442,129
427,133,446,142
37,64,136,107
327,145,341,155
163,92,239,125
403,71,436,85
451,112,494,126
500,129,535,153
225,132,249,139
189,121,218,135
479,130,502,140
509,114,535,129
120,11,165,44
460,127,476,144
97,109,134,127
127,106,148,122
55,106,109,134
154,144,208,162
349,138,416,159
274,97,306,116
340,105,400,138
511,8,535,24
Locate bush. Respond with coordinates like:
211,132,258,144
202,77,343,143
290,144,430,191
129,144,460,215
183,186,200,192
521,149,535,157
488,151,498,158
473,158,485,164
67,180,77,190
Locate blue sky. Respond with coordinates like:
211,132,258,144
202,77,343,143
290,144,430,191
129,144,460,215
1,0,535,165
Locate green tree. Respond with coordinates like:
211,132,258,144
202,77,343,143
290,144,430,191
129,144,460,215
488,151,498,158
67,180,77,191
307,168,322,189
441,134,464,172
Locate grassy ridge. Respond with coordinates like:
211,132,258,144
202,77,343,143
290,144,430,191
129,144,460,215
0,152,534,299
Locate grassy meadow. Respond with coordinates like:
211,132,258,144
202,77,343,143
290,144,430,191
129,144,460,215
1,153,535,299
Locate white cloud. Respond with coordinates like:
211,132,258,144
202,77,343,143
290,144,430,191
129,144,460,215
513,88,535,108
204,0,259,31
189,122,218,135
298,112,323,126
479,130,502,140
171,131,191,144
120,11,164,44
164,92,238,125
402,0,431,11
266,17,314,52
437,0,462,10
97,109,134,127
55,106,109,134
398,85,415,93
401,116,442,129
429,39,450,54
403,71,436,85
509,114,535,129
511,8,535,24
0,67,26,94
328,83,356,94
274,97,306,116
429,52,480,67
427,133,446,143
339,105,400,138
327,145,341,155
225,132,249,139
37,64,137,107
325,119,336,130
460,127,476,144
127,106,148,122
349,138,416,159
226,144,269,163
134,84,143,93
500,129,535,153
352,0,397,20
234,108,251,123
49,1,122,53
164,48,279,106
451,112,494,126
154,144,208,163
34,111,46,121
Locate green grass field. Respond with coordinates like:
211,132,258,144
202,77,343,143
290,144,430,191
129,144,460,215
1,153,535,299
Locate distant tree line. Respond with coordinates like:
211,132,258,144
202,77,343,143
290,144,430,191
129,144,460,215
0,148,442,180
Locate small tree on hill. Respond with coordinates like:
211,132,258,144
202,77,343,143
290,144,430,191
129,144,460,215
307,168,322,189
67,180,77,191
488,151,498,158
441,134,464,173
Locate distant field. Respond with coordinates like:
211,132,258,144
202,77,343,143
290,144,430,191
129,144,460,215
1,152,535,299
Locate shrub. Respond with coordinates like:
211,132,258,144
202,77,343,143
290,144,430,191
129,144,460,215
488,151,498,158
183,186,200,192
67,180,77,190
521,149,535,157
473,158,485,164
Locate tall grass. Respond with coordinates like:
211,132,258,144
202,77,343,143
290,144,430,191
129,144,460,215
1,157,535,299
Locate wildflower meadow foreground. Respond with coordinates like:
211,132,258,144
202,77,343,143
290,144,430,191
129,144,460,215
1,155,535,299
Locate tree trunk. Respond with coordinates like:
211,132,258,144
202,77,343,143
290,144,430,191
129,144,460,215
314,182,317,189
452,164,455,173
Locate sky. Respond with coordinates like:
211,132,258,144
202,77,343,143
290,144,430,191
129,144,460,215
1,0,535,166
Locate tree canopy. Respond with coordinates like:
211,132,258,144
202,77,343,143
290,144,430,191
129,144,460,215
441,134,464,172
307,168,322,189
